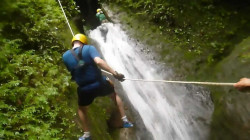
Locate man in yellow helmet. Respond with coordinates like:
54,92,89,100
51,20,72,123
62,34,133,140
96,8,108,24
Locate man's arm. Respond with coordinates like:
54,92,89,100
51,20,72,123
94,57,124,81
94,57,116,75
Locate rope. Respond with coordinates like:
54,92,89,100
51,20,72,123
57,0,74,36
101,70,235,86
56,1,235,87
123,79,234,86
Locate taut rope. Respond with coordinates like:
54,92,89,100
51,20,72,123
57,0,74,36
101,70,234,86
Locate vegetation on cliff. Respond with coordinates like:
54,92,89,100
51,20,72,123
101,0,250,76
0,0,114,139
0,0,79,139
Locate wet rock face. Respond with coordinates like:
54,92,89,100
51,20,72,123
74,0,100,29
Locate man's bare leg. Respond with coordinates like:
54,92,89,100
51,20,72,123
110,92,133,128
111,92,126,117
78,106,90,132
108,79,133,128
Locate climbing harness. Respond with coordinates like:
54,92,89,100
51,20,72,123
70,46,85,67
69,46,85,81
57,0,236,87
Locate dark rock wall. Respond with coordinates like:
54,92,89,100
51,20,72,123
74,0,101,30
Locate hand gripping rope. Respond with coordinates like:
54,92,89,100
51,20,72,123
57,0,235,86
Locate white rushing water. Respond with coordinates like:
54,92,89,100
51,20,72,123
89,23,213,140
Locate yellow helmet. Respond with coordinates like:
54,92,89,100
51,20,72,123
97,8,102,13
71,33,88,46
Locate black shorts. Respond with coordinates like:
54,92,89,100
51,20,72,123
77,80,114,106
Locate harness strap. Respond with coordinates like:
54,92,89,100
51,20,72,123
69,46,85,81
70,46,83,61
78,45,83,60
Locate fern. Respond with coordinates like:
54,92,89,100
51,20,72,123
0,0,81,139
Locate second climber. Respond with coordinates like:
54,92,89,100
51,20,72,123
96,8,108,24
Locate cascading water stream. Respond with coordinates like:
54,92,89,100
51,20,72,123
89,23,213,140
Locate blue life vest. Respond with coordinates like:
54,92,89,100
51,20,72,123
63,45,106,91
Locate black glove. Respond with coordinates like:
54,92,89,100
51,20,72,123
113,71,125,82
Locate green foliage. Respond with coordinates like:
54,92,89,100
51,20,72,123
208,37,250,139
0,0,82,139
0,0,115,139
100,0,250,66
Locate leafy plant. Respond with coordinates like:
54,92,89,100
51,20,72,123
0,0,82,139
100,0,250,66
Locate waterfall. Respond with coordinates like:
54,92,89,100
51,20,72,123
89,23,213,140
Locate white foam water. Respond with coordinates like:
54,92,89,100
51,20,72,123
89,23,213,140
